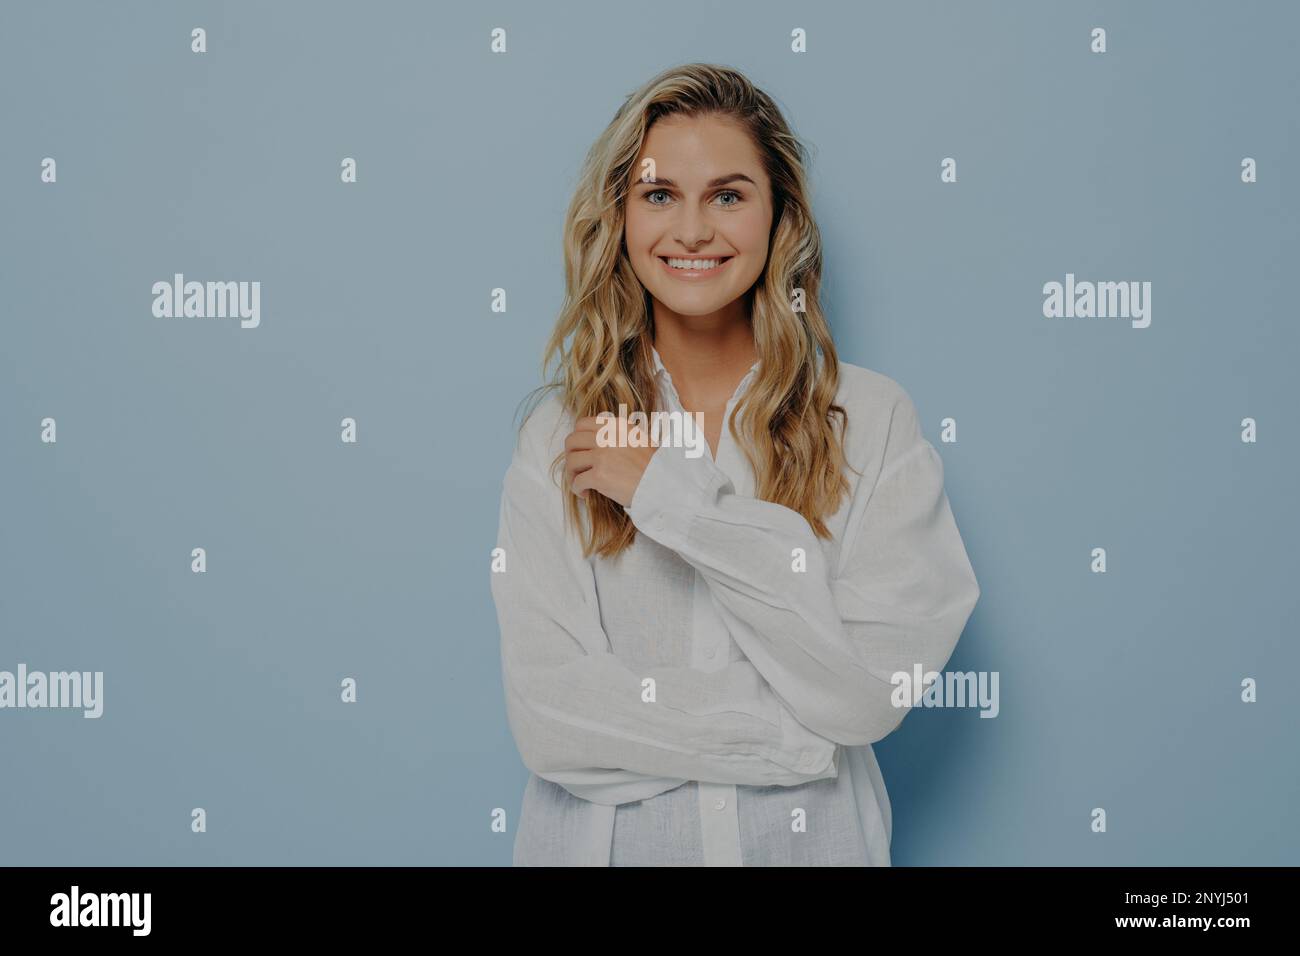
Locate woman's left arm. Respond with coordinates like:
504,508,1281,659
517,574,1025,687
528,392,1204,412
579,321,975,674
623,387,981,747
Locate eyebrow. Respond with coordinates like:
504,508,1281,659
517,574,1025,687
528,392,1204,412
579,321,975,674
636,173,757,189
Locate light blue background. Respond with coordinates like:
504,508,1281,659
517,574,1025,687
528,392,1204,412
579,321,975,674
2,0,1296,865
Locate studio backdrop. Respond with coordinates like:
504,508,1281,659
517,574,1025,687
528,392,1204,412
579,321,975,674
1,0,1296,865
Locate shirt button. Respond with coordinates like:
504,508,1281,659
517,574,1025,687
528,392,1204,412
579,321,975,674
703,646,716,660
713,797,727,811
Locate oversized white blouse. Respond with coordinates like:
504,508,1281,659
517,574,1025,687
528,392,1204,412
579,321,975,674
490,347,980,866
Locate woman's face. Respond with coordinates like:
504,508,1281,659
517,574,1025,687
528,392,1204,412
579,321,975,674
624,113,774,320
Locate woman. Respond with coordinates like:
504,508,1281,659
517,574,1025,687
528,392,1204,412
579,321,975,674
490,63,980,866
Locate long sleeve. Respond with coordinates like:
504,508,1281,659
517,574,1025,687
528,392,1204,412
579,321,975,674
623,385,981,746
489,401,840,802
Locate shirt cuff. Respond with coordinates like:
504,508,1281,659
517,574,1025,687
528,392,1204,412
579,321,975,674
775,705,841,778
624,444,725,546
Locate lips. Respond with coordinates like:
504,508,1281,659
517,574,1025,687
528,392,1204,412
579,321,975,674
658,256,733,278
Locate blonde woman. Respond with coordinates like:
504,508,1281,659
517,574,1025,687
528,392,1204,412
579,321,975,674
490,63,980,866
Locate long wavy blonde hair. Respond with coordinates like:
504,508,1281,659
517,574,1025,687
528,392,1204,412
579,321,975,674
518,62,854,560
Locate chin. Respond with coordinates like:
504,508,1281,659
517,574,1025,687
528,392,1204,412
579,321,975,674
654,293,733,315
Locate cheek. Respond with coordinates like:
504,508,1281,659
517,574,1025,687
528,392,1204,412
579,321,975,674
731,218,770,283
731,210,771,254
623,208,652,254
625,216,668,289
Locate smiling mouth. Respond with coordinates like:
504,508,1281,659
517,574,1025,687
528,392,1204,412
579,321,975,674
658,256,733,276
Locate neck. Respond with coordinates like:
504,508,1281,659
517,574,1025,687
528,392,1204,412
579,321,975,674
651,298,758,404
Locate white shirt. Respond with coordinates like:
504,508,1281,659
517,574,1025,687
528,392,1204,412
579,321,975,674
491,347,980,866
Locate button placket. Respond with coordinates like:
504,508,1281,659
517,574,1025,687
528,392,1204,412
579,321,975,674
697,780,742,866
658,356,745,866
691,536,742,865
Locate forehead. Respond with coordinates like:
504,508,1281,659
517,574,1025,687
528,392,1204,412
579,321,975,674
633,114,764,179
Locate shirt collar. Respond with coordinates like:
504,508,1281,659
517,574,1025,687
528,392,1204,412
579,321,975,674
651,345,669,378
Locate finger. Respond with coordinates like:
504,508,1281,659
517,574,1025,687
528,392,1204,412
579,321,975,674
564,449,596,486
565,428,599,452
571,468,599,498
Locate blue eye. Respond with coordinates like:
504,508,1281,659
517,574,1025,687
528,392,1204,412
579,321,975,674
643,188,744,207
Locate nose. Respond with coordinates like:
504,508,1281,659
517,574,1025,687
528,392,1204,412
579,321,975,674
673,200,713,248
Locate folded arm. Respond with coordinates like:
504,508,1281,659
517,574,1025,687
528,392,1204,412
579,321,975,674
623,388,981,746
490,402,839,805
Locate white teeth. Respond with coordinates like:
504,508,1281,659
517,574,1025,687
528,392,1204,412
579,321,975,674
665,258,724,270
